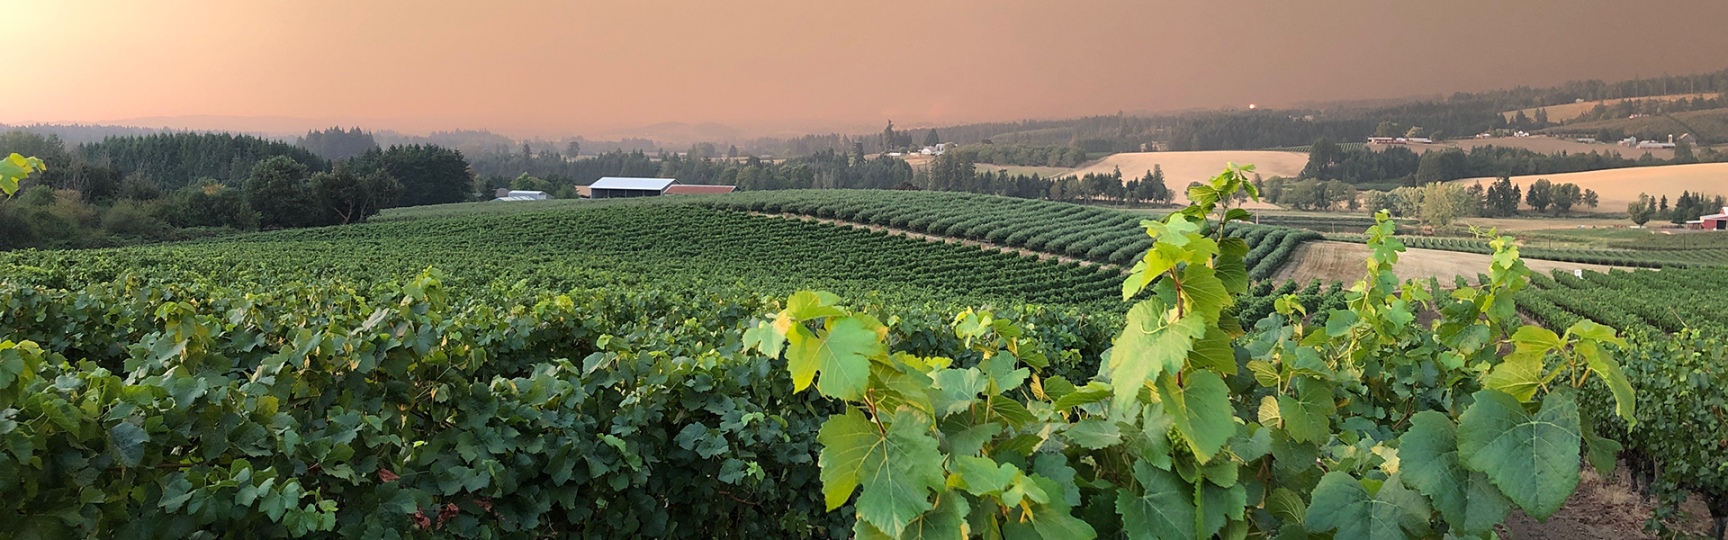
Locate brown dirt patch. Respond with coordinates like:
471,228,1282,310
1500,465,1717,539
1273,241,1620,284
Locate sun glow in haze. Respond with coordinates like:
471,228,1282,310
3,0,1728,137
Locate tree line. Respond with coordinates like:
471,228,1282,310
1297,137,1725,187
949,143,1089,168
0,130,477,250
1627,190,1727,226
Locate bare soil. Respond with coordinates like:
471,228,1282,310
1501,465,1717,539
1273,241,1619,284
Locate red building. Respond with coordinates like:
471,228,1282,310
1693,207,1728,230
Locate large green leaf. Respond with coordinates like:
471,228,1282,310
855,410,947,537
1575,339,1636,426
1306,471,1431,540
1277,378,1335,444
953,456,1018,496
1159,371,1233,463
787,315,884,400
1115,461,1194,540
816,408,877,510
1063,419,1122,450
1456,389,1581,521
1180,264,1232,326
1482,354,1544,402
1398,411,1511,534
856,492,968,540
1109,299,1204,413
108,421,148,468
1186,326,1236,375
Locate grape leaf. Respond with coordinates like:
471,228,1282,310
787,316,883,400
1159,371,1233,463
1398,411,1511,534
1116,461,1194,540
1109,299,1204,414
1306,471,1431,540
855,410,946,537
1063,419,1122,450
1277,378,1335,444
108,421,148,468
1457,389,1581,521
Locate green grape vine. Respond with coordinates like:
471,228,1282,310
755,163,1640,539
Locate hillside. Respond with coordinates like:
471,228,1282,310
1454,162,1728,210
1539,107,1728,145
1501,92,1722,123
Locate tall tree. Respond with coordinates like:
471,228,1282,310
1525,179,1554,213
350,145,474,207
923,129,941,147
244,156,318,229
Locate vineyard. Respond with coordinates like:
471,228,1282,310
4,179,1722,538
1520,266,1728,338
694,189,1322,281
1328,232,1728,268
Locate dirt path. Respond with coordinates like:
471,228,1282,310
750,212,1118,269
1273,241,1622,284
1500,464,1716,539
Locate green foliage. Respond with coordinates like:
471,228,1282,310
1,152,47,197
769,164,1635,539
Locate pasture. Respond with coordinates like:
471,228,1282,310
1500,92,1721,123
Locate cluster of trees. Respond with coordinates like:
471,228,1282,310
1257,177,1359,211
917,152,1172,205
0,130,477,250
1571,95,1726,124
296,127,379,161
1627,191,1727,226
949,143,1089,168
1300,139,1419,185
1354,177,1603,227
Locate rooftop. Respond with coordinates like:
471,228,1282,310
590,177,676,191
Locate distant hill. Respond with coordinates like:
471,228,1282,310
1539,108,1728,145
1501,93,1722,124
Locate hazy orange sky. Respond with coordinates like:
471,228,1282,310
6,0,1728,138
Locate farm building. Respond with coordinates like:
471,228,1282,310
1690,207,1728,230
493,189,549,201
664,185,737,195
589,177,677,199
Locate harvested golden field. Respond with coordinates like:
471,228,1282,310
1273,241,1619,284
1453,162,1728,211
1501,93,1720,123
1062,150,1308,208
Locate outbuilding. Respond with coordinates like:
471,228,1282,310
589,177,676,199
1696,207,1728,230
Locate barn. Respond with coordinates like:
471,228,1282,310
1696,207,1728,230
589,177,676,199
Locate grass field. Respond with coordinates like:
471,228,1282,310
1452,162,1728,211
1501,93,1721,123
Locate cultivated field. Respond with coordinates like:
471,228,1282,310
1452,162,1728,211
971,163,1077,177
1061,150,1308,208
1272,240,1620,284
1541,107,1728,146
1501,92,1721,123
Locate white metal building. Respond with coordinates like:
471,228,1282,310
588,177,677,199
